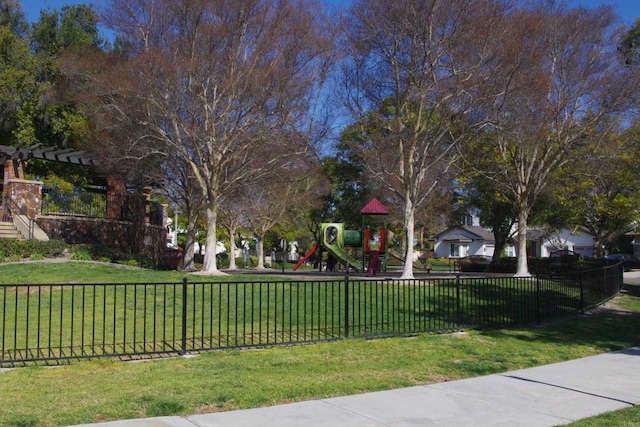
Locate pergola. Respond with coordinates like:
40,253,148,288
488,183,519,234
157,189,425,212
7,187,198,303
0,144,97,167
1,144,99,215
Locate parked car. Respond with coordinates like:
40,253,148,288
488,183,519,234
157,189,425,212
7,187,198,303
546,249,583,272
605,253,640,271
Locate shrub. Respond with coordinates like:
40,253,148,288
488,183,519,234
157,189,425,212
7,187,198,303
133,254,156,269
66,244,157,269
118,259,140,267
0,239,66,260
70,247,93,261
4,254,22,263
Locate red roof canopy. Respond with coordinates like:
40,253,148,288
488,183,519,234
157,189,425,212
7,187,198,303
360,198,389,215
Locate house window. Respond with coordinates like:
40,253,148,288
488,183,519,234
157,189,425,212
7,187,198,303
504,245,516,257
450,244,469,258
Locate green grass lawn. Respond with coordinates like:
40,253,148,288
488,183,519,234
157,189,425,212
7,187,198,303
0,261,269,284
0,262,638,427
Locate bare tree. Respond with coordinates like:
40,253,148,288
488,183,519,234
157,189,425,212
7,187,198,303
341,0,506,278
99,0,335,274
240,152,317,269
162,156,205,271
472,3,635,276
218,195,245,271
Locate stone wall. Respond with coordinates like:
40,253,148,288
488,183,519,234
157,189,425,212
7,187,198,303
37,216,167,263
2,163,169,265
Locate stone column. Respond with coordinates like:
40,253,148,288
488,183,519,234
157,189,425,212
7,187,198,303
5,179,43,219
2,159,35,220
3,159,26,200
106,174,126,220
142,186,152,225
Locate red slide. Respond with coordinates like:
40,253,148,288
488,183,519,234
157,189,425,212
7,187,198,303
293,242,318,271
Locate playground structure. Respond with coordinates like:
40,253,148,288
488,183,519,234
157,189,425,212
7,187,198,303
293,198,389,274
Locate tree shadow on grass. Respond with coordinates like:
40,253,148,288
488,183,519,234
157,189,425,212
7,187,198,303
477,306,640,354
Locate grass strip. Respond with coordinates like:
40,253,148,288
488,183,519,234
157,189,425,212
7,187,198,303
0,292,638,427
0,262,636,426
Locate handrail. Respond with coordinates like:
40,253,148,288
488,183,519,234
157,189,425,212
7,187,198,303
3,195,34,239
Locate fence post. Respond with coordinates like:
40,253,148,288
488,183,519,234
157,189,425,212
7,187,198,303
344,269,350,338
455,273,461,332
619,264,624,294
181,278,188,355
579,270,585,315
536,274,541,325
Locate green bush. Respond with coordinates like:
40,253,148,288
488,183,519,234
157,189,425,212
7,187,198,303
118,259,140,267
235,255,258,269
66,244,157,269
0,239,66,260
70,247,93,260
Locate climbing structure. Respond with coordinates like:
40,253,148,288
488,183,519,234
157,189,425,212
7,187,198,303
360,198,389,273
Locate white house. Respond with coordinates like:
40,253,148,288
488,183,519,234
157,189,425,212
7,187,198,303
527,227,595,258
433,225,595,259
433,226,503,258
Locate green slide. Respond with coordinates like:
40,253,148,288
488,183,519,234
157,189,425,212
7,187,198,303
321,223,364,271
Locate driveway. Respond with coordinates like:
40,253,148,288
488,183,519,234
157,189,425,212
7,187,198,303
623,271,640,286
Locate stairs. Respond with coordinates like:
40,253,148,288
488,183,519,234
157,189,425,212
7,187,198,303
0,221,23,240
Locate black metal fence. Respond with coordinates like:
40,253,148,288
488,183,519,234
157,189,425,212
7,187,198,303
41,187,164,227
0,264,622,367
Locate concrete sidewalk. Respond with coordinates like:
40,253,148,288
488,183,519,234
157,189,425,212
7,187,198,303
73,346,640,427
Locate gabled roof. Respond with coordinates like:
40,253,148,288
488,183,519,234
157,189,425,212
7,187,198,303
444,233,473,243
360,198,389,215
526,227,595,241
436,226,495,243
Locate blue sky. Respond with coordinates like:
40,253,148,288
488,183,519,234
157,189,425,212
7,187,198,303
17,0,640,45
19,0,640,25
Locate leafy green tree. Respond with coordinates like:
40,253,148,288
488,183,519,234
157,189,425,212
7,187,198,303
454,183,517,263
30,4,107,55
619,18,640,65
456,133,519,262
28,4,112,187
321,127,371,229
471,3,632,276
0,2,106,186
538,127,640,258
29,4,107,149
0,0,26,36
0,2,40,146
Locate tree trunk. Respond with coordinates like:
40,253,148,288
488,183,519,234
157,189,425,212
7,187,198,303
256,236,265,269
181,222,197,271
592,234,605,259
202,205,220,273
401,197,415,279
515,199,531,277
228,225,237,270
491,226,510,264
181,208,199,271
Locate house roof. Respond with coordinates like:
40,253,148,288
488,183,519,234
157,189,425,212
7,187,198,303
360,198,389,215
444,234,473,243
436,226,495,243
526,227,595,242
